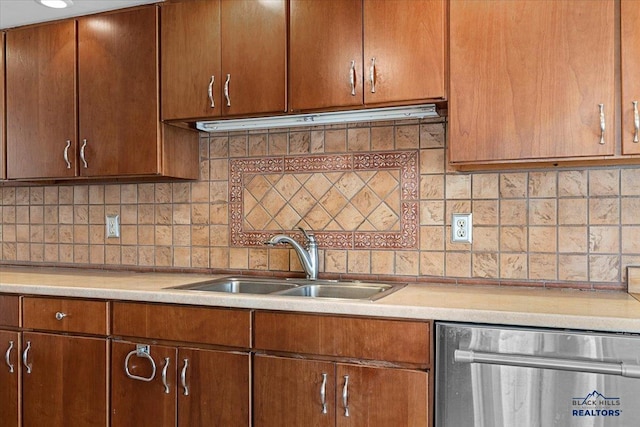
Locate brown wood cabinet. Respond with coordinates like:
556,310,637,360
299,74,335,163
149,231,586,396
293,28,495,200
289,0,363,112
111,302,251,427
1,31,6,180
161,0,286,121
5,20,77,179
448,0,615,164
363,0,445,105
622,0,640,155
253,312,431,427
5,5,199,181
21,297,109,427
290,0,445,112
0,295,20,427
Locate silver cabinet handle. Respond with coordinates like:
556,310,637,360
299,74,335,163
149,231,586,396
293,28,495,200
634,101,639,143
80,139,88,168
124,344,156,382
5,341,14,373
22,341,32,374
208,75,215,108
55,312,67,321
224,74,231,107
349,60,356,96
599,103,606,145
161,357,170,394
180,358,189,396
342,375,350,417
454,349,640,378
63,140,72,169
369,57,376,94
320,372,328,414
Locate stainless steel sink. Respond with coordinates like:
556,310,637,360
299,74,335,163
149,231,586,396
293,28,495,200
171,277,404,301
172,277,299,294
274,282,397,301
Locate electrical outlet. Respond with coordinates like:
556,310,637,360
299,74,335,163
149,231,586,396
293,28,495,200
106,215,120,238
451,213,472,243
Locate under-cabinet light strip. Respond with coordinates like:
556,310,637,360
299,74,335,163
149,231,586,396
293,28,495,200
195,104,438,132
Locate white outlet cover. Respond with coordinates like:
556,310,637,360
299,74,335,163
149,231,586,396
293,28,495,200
451,213,472,243
106,215,120,238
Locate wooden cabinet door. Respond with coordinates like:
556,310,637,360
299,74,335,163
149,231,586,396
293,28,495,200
363,0,445,104
78,6,159,177
449,0,615,163
22,332,108,427
289,0,363,112
161,0,221,120
178,348,250,427
335,364,429,427
5,21,77,179
622,0,640,154
253,354,335,427
221,0,286,116
111,341,177,427
0,32,5,180
0,331,20,427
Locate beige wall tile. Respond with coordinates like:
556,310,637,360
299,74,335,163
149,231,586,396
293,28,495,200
446,174,471,199
558,198,588,225
472,252,498,278
622,226,640,253
500,253,528,279
589,198,619,225
420,251,444,276
529,253,557,280
501,227,527,252
558,170,587,197
500,173,527,198
472,173,499,199
621,168,640,196
396,251,419,276
558,254,588,281
558,226,588,253
371,126,394,151
472,200,498,225
529,171,556,198
445,252,471,277
529,226,557,253
472,226,498,252
500,200,527,225
589,226,620,253
529,199,556,225
589,255,620,282
589,169,619,196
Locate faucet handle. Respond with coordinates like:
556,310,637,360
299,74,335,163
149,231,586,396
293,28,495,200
297,227,315,241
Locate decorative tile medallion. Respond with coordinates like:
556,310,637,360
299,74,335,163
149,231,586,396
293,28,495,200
230,151,418,249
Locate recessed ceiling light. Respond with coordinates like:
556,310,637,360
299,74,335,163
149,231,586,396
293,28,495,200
35,0,74,9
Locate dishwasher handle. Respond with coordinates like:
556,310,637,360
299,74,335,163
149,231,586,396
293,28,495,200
454,349,640,379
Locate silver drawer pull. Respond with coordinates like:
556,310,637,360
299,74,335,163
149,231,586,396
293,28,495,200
349,60,356,96
634,100,639,143
369,57,376,93
161,357,170,394
5,341,14,373
124,344,156,382
599,103,606,145
23,341,32,374
180,358,189,396
80,139,88,168
320,372,327,414
55,312,67,321
208,75,215,108
342,375,350,417
224,74,231,107
63,140,72,169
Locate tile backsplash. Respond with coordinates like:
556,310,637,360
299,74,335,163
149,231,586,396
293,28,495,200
1,117,640,291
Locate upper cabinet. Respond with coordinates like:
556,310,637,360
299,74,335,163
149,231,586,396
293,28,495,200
289,0,445,112
622,0,640,155
5,6,199,181
363,0,445,105
0,32,5,181
161,0,287,121
448,0,615,164
289,0,363,112
6,20,77,179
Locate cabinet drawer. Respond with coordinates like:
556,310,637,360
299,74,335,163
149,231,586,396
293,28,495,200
254,312,431,365
0,295,20,327
23,297,109,336
112,302,251,348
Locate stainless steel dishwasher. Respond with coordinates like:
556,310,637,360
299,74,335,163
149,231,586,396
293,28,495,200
436,322,640,427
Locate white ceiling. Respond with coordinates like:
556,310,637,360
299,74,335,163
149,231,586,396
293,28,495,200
0,0,161,30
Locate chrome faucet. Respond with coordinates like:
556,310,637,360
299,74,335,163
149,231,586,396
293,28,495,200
266,227,318,280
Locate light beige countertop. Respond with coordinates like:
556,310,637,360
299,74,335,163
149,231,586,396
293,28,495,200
2,266,640,334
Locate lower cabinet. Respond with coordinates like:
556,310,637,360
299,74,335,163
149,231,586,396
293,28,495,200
253,311,432,427
0,330,20,427
254,354,429,427
111,340,250,427
22,332,108,427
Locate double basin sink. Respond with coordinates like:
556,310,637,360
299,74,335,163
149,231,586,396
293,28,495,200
172,276,405,301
